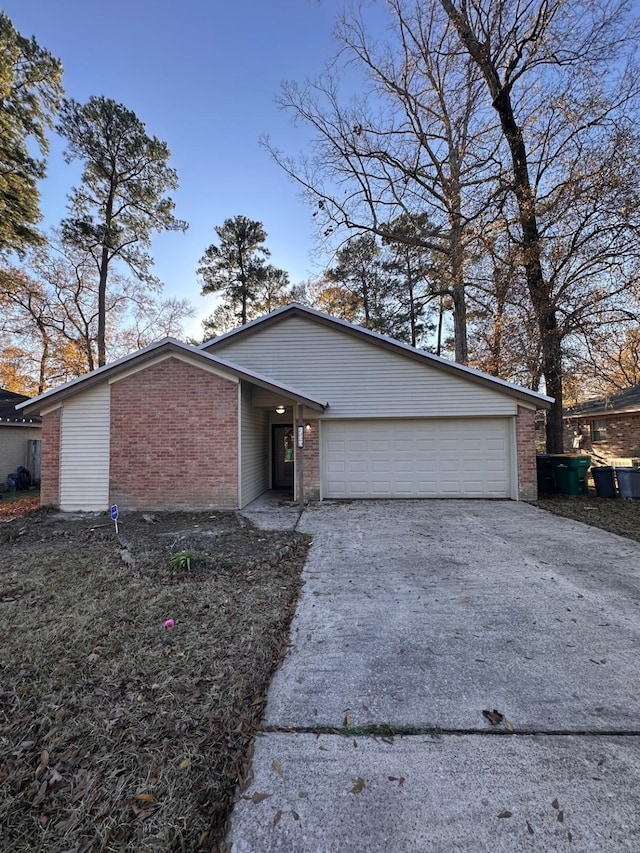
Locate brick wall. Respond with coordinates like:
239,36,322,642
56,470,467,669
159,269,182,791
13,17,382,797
110,358,239,510
40,409,61,507
516,406,537,500
301,419,320,501
564,413,640,462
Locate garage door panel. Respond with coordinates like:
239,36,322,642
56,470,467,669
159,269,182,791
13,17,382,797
323,419,511,499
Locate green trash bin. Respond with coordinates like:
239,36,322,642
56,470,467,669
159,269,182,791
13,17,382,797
536,455,557,495
548,454,591,496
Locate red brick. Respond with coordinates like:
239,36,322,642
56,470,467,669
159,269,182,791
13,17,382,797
301,419,320,501
516,406,537,500
109,358,239,510
40,408,60,507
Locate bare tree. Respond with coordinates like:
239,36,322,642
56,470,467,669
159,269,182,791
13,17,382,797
265,0,499,363
439,0,640,449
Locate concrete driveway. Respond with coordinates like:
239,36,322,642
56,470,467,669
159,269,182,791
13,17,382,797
229,500,640,851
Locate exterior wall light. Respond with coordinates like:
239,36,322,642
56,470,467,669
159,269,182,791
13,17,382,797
275,405,286,414
305,423,311,431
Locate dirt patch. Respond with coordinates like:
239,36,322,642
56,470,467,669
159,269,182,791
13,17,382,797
0,504,310,851
534,493,640,543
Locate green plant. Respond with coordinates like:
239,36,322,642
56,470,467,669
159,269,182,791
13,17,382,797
169,549,192,573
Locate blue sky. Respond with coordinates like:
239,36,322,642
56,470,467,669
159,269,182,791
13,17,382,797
4,0,352,335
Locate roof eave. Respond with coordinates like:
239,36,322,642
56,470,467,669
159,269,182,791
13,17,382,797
17,337,328,416
202,303,554,409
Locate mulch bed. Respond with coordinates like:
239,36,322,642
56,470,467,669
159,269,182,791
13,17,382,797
0,501,309,851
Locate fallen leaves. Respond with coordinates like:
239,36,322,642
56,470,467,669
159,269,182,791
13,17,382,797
0,510,311,851
350,777,366,794
134,792,155,803
481,708,515,731
250,792,272,804
482,709,504,726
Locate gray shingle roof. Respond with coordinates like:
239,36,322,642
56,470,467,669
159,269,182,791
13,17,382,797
565,384,640,417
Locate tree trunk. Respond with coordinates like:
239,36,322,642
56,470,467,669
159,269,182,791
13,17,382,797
439,1,563,451
492,88,563,451
450,221,468,364
97,184,115,368
436,294,445,356
37,324,49,395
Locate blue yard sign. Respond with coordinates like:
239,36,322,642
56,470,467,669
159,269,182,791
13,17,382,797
111,504,119,533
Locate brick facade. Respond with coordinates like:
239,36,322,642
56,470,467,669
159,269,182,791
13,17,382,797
109,357,239,510
301,419,320,501
564,413,640,463
40,408,61,507
516,405,537,500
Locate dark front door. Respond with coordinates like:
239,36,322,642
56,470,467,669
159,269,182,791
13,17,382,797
272,424,294,490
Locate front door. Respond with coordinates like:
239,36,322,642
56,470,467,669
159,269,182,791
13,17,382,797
272,424,294,490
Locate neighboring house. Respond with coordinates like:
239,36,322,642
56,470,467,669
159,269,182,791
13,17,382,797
0,388,42,489
18,303,552,511
564,384,640,464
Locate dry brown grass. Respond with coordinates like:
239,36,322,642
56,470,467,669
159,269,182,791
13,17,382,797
0,505,309,851
534,493,640,543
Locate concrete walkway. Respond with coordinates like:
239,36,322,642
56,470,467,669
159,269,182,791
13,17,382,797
229,500,640,851
239,490,302,531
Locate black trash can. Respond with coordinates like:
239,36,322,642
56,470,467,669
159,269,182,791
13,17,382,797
592,466,616,498
536,454,556,495
615,467,640,500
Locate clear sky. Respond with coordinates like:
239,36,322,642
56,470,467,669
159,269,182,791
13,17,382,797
4,0,350,335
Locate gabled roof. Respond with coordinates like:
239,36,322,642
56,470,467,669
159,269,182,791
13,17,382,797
565,384,640,418
201,303,553,409
17,338,328,416
0,388,41,426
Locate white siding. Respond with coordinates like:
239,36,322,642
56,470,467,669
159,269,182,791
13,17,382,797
60,383,110,511
211,315,516,418
240,384,269,508
323,418,513,499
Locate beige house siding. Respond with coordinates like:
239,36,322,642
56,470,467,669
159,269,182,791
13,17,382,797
0,425,42,486
240,383,269,507
210,315,517,418
60,383,111,511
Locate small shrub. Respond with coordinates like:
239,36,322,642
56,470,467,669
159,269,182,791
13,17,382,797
169,549,192,573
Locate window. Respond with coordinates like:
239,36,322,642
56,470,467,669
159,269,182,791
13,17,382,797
591,419,608,442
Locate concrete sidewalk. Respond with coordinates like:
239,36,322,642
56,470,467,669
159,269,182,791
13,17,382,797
229,500,640,851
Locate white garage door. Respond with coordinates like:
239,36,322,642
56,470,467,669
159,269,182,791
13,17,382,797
322,418,512,499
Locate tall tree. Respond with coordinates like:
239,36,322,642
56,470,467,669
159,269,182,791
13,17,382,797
198,215,274,326
438,0,640,450
266,0,494,363
1,246,195,390
325,234,408,338
57,96,187,366
272,0,640,451
0,13,63,252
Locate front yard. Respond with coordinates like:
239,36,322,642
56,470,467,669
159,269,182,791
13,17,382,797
2,490,640,851
535,493,640,543
0,503,309,852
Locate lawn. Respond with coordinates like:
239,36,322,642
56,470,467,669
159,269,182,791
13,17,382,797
534,492,640,543
3,490,639,852
0,500,309,852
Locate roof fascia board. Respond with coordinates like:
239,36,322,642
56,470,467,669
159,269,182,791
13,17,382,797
202,303,553,409
108,351,240,386
566,406,640,418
